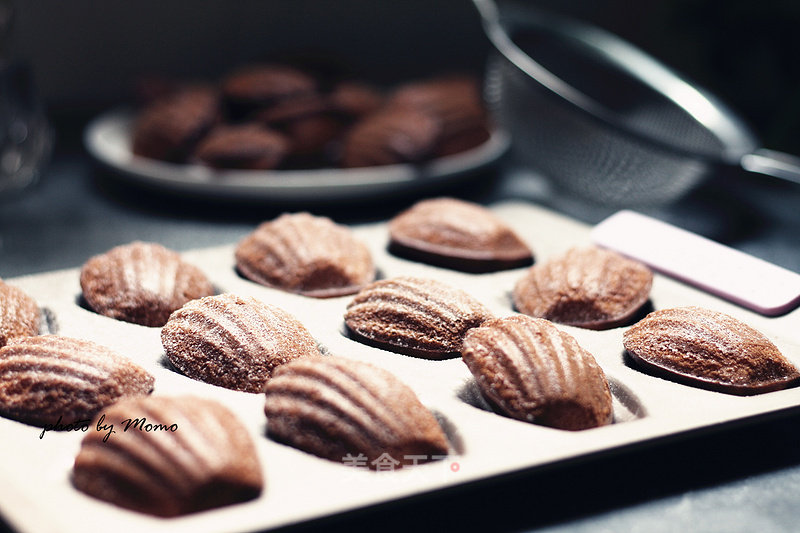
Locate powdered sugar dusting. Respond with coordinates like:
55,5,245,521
264,357,449,468
79,241,214,327
0,279,40,347
389,197,532,257
462,316,612,430
162,293,321,392
0,335,154,426
235,213,374,297
513,246,653,329
344,276,493,357
73,395,263,517
624,306,800,390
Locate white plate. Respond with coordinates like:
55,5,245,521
84,109,511,202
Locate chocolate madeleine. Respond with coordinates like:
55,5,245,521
513,246,653,329
264,357,448,468
388,198,533,272
73,395,263,517
194,124,290,170
254,89,344,164
462,315,613,430
235,212,375,298
254,95,344,163
132,86,219,163
0,335,154,426
340,105,441,168
388,75,491,156
281,114,345,163
0,279,40,347
80,241,214,327
623,306,800,394
254,92,330,125
328,81,385,121
221,63,317,119
344,277,493,359
161,294,321,392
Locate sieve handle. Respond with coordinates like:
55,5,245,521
740,149,800,186
592,210,800,316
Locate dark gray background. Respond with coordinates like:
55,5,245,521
11,0,800,155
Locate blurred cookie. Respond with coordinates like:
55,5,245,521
249,92,342,165
388,75,491,156
80,241,214,327
194,124,290,170
132,85,219,163
221,64,317,119
254,92,330,125
282,114,344,163
328,81,385,121
340,105,441,168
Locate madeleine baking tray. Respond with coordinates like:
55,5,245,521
2,201,800,533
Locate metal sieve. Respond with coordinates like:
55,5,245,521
474,0,800,206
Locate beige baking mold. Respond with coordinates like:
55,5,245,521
2,202,799,533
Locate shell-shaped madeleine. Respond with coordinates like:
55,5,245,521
72,395,263,517
264,357,449,468
80,241,214,327
623,306,800,394
388,198,533,272
0,279,40,347
161,293,321,392
344,276,494,359
235,212,375,298
513,246,653,330
340,105,441,168
0,335,154,426
462,315,613,430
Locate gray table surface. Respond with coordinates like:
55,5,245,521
2,117,800,533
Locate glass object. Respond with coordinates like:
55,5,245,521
0,0,52,198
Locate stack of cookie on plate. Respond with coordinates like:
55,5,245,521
131,63,492,171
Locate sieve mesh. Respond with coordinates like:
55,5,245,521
510,28,728,158
488,55,707,205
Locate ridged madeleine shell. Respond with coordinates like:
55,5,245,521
462,315,613,430
264,357,449,468
72,395,263,517
80,241,214,327
235,212,375,298
388,198,533,272
513,246,653,330
344,276,494,359
162,293,321,392
623,306,800,394
0,279,40,347
0,335,154,426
